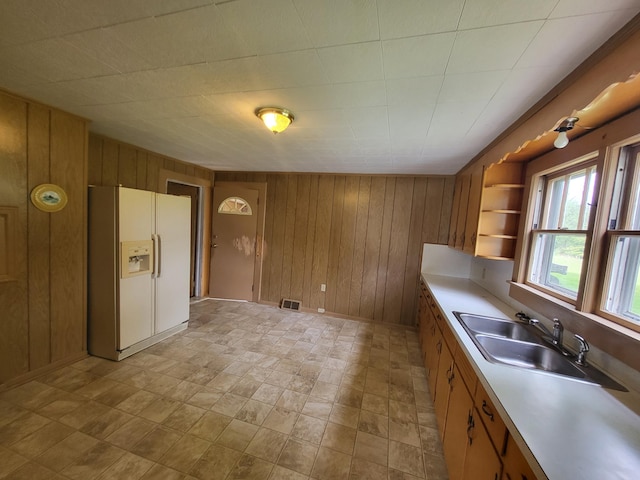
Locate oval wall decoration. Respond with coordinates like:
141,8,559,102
30,183,68,212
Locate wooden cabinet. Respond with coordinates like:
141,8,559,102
448,161,524,260
417,281,540,480
503,434,538,480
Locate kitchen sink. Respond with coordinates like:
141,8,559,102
453,311,627,391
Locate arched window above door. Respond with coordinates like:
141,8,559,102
217,196,252,215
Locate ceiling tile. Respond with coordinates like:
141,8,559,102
317,42,383,83
550,0,640,18
438,70,509,103
426,101,488,144
516,11,637,70
377,0,464,39
386,76,444,106
255,50,329,89
459,0,557,29
446,22,543,74
388,104,435,139
105,5,253,69
293,0,379,47
218,0,313,55
382,32,456,79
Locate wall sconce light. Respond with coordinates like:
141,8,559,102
553,117,579,149
255,107,294,134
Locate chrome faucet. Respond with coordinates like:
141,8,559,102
552,318,564,347
575,334,590,366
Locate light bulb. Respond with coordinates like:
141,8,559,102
554,130,569,149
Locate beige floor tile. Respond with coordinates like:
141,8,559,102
0,412,52,446
2,461,58,480
275,390,307,412
320,422,356,455
215,419,259,451
251,384,283,405
185,390,223,410
349,457,388,480
354,431,388,466
389,418,421,448
358,410,389,438
105,417,157,450
189,444,241,480
0,446,29,476
115,390,158,415
139,463,186,480
9,421,75,458
159,434,211,473
328,404,360,429
210,392,248,417
139,397,181,423
226,453,274,480
291,414,326,445
277,438,318,475
362,393,389,416
95,452,154,480
268,465,309,480
81,408,134,440
131,426,182,461
262,407,298,435
162,404,206,432
35,431,100,472
60,441,126,480
235,400,272,426
187,411,232,442
244,427,287,463
301,397,332,421
311,446,351,480
389,440,425,478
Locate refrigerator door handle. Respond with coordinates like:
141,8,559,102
152,234,159,278
156,234,162,277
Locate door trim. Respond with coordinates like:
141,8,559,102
213,181,266,303
159,169,213,297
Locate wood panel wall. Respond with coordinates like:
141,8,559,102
88,134,214,190
216,172,455,326
0,90,88,386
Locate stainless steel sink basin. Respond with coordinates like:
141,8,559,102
456,313,540,343
453,311,627,391
474,335,586,378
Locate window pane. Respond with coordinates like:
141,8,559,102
603,235,640,325
218,196,252,215
529,232,586,300
542,165,597,230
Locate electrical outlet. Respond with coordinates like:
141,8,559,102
320,283,326,292
317,308,325,313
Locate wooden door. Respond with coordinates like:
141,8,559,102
167,181,199,297
209,185,259,301
463,407,503,480
434,340,454,438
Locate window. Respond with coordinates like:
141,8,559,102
217,196,252,215
600,142,640,329
527,159,598,302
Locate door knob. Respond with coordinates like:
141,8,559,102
212,243,218,248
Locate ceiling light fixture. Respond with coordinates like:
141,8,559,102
255,107,294,134
553,117,579,149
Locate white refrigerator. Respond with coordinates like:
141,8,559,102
88,186,191,360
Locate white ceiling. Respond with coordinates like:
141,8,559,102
1,1,638,175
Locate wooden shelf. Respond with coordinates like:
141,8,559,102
479,233,518,239
485,183,525,189
477,255,514,261
482,209,521,214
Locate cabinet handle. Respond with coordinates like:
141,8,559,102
446,367,454,384
467,411,474,446
436,340,442,354
481,400,494,422
471,232,477,246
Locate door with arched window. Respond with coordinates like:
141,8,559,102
209,185,260,300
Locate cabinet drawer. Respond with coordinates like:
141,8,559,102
475,382,507,455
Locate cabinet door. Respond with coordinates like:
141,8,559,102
434,340,454,438
455,175,471,250
463,164,484,255
502,434,538,480
443,365,474,480
449,175,464,247
425,324,441,400
463,407,502,480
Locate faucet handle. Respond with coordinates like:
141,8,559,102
575,334,589,366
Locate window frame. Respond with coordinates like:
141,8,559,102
510,108,640,371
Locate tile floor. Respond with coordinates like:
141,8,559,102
0,299,449,480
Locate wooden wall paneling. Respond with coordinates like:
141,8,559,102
118,144,137,188
27,104,52,370
302,175,319,309
280,175,297,300
185,164,195,177
49,110,86,361
374,177,396,322
259,174,277,300
401,177,428,325
0,93,29,382
291,175,310,303
335,176,359,315
438,177,455,244
383,177,415,324
348,176,371,317
423,177,445,244
360,176,386,319
309,175,334,311
101,139,118,186
135,151,148,190
267,175,289,303
87,134,102,185
325,176,346,314
146,154,161,192
163,157,176,172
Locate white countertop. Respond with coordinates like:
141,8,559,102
422,273,640,480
